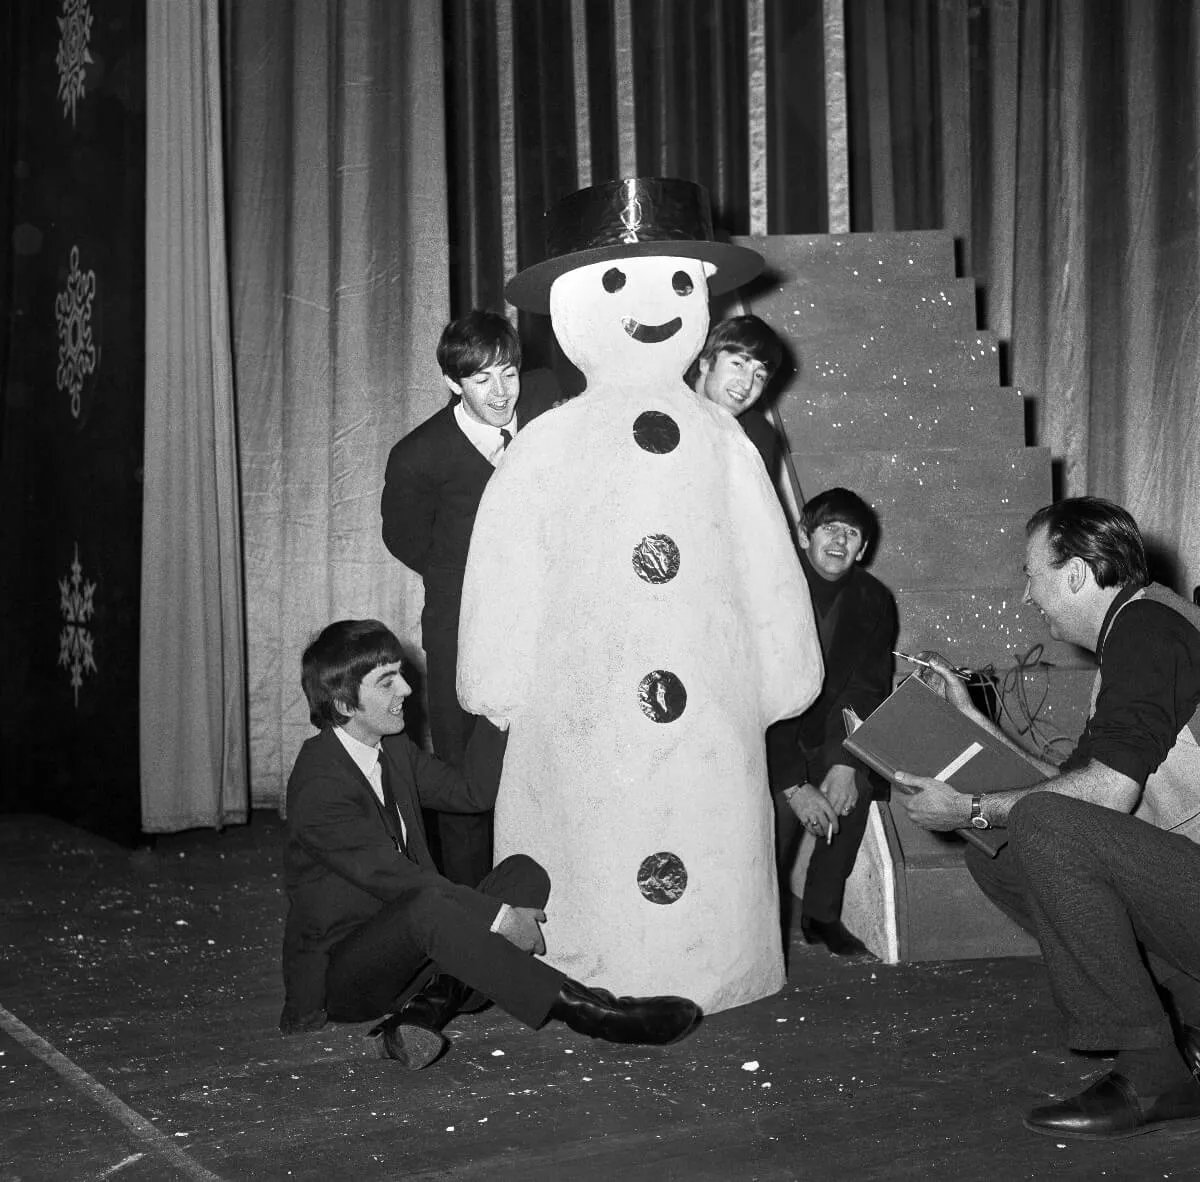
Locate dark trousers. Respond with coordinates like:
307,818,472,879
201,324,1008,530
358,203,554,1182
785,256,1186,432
967,793,1200,1050
774,765,874,922
323,854,565,1029
425,627,496,887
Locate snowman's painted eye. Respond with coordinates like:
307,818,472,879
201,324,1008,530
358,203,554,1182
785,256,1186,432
672,271,694,296
602,267,627,293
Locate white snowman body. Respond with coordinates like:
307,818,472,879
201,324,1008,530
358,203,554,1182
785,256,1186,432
458,255,823,1012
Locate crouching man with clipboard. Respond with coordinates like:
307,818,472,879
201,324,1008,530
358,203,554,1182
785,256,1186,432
895,497,1200,1141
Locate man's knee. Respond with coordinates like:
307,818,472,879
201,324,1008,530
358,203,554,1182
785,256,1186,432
399,881,467,944
1008,793,1082,865
490,853,551,907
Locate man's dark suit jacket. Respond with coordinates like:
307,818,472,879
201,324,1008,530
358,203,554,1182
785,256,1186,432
738,406,784,487
279,724,504,1031
794,555,897,785
380,368,561,642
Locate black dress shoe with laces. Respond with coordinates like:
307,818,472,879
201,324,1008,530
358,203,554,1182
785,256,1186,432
549,979,701,1046
799,916,871,957
1023,1071,1200,1140
365,974,472,1069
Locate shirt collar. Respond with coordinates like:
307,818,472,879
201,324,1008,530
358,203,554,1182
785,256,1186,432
333,725,380,779
454,401,517,455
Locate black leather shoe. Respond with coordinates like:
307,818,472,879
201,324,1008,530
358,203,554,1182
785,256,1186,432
549,979,701,1046
800,916,871,957
1023,1071,1200,1140
365,974,471,1069
1182,1026,1200,1081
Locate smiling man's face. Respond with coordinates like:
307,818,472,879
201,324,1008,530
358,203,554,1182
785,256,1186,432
799,518,868,581
549,255,714,383
696,350,771,417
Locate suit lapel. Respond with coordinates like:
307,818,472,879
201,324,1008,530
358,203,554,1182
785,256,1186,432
441,402,498,478
380,741,433,868
323,730,405,848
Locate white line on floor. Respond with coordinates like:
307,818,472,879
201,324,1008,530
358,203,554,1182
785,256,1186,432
0,1002,223,1181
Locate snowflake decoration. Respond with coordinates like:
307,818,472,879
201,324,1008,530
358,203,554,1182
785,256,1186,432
59,543,98,707
55,245,97,419
55,0,94,125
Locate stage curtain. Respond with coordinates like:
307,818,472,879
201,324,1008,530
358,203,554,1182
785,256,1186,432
141,0,247,831
224,0,449,806
442,0,828,378
848,0,1200,596
0,0,147,843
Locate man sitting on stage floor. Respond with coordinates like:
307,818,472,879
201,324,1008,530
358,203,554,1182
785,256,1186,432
897,497,1200,1139
279,618,701,1069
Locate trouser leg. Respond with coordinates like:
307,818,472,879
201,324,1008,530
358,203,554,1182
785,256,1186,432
766,716,806,796
425,634,495,887
801,768,874,922
324,854,565,1028
965,835,1034,934
1002,794,1200,1050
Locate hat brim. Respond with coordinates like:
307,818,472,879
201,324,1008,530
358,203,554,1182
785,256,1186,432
505,240,765,314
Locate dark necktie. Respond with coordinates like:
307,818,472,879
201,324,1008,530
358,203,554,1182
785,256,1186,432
377,756,408,857
499,428,512,449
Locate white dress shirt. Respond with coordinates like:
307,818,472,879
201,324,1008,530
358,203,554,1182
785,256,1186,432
454,402,518,466
334,726,407,847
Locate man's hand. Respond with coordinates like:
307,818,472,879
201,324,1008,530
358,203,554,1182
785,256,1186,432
821,764,859,817
785,783,840,839
893,771,971,830
914,650,976,716
495,906,547,955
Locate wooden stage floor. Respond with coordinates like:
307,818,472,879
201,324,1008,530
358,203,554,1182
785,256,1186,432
2,813,1196,1181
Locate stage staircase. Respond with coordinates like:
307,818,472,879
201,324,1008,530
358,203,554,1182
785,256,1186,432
733,230,1095,962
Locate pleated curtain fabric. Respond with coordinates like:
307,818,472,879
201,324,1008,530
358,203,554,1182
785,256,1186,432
224,0,450,806
141,0,248,831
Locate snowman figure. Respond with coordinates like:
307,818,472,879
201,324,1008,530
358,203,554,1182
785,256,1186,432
458,178,823,1013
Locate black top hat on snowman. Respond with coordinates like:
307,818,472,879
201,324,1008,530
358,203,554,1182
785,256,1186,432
505,177,764,314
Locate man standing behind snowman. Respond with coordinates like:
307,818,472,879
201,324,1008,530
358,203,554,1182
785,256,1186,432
457,178,823,1014
381,311,558,887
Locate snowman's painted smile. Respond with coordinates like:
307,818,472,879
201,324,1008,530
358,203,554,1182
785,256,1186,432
622,316,682,344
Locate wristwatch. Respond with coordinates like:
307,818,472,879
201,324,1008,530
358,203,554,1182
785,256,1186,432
969,794,990,829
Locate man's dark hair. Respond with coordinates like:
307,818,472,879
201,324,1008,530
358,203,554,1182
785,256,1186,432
436,310,522,383
690,314,784,382
1025,497,1147,589
800,487,878,555
301,619,405,729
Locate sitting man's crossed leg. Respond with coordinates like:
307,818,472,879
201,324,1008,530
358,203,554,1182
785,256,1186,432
280,619,701,1068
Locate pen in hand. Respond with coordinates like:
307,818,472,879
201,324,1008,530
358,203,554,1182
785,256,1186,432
892,650,973,682
826,820,833,845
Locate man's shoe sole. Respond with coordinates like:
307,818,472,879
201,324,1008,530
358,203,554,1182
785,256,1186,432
1023,1113,1200,1140
365,1022,447,1069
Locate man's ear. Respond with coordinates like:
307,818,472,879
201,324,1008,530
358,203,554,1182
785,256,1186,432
797,529,812,552
1066,556,1088,592
334,697,357,720
443,374,463,399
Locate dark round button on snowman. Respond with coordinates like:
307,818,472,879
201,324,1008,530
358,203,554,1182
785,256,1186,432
459,178,823,1013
